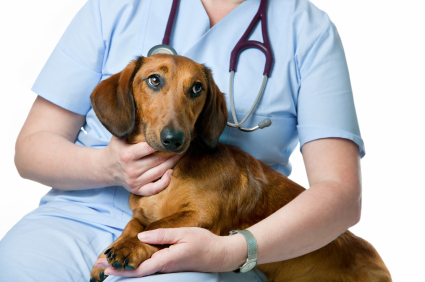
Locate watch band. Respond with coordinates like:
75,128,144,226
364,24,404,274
229,230,258,273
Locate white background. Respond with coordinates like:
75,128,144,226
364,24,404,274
0,0,424,281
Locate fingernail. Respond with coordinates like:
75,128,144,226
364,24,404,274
138,232,150,241
168,169,174,176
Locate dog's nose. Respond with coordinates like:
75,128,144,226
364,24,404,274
160,128,185,151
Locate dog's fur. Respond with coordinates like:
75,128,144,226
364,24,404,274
89,54,392,282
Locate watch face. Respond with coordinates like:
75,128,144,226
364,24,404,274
240,261,257,273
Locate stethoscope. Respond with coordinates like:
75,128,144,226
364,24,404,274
147,0,273,132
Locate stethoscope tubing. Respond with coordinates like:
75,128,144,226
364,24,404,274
229,0,273,77
227,71,271,132
227,0,273,131
163,0,180,46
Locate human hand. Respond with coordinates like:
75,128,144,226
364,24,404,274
99,136,184,195
95,227,247,278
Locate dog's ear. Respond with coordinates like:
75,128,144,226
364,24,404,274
195,66,228,149
90,57,144,139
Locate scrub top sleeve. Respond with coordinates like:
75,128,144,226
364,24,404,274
31,0,104,116
295,9,365,158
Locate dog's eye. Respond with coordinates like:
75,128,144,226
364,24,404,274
147,75,161,87
191,82,203,98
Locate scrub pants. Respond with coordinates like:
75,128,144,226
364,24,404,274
0,201,266,282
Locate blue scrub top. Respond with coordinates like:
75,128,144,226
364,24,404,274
32,0,365,223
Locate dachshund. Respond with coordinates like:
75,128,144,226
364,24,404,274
89,54,392,282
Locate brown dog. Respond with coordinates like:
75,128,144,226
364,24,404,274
89,54,391,282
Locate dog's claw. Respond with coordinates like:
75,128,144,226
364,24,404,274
111,253,116,259
104,248,112,255
90,278,96,282
99,271,104,280
113,261,123,269
125,265,135,271
123,257,135,270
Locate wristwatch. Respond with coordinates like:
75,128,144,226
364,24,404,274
229,230,258,273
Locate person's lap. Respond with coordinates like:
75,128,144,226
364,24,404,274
0,202,265,282
107,271,266,282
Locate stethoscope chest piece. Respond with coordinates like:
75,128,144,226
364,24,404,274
147,44,178,57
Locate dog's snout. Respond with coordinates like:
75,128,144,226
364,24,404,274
160,128,185,151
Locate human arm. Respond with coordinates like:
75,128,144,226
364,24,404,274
96,137,361,276
14,96,182,195
14,1,181,194
243,137,361,264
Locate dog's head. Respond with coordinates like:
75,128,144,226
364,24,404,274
91,54,228,153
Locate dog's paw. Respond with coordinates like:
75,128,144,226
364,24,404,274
89,267,107,282
105,237,157,271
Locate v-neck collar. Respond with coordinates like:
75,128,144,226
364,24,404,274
193,0,254,35
197,0,250,29
141,0,260,59
180,0,259,56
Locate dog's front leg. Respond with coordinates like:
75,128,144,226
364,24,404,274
144,210,204,231
102,210,205,274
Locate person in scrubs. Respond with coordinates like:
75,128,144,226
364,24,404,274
0,0,365,281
